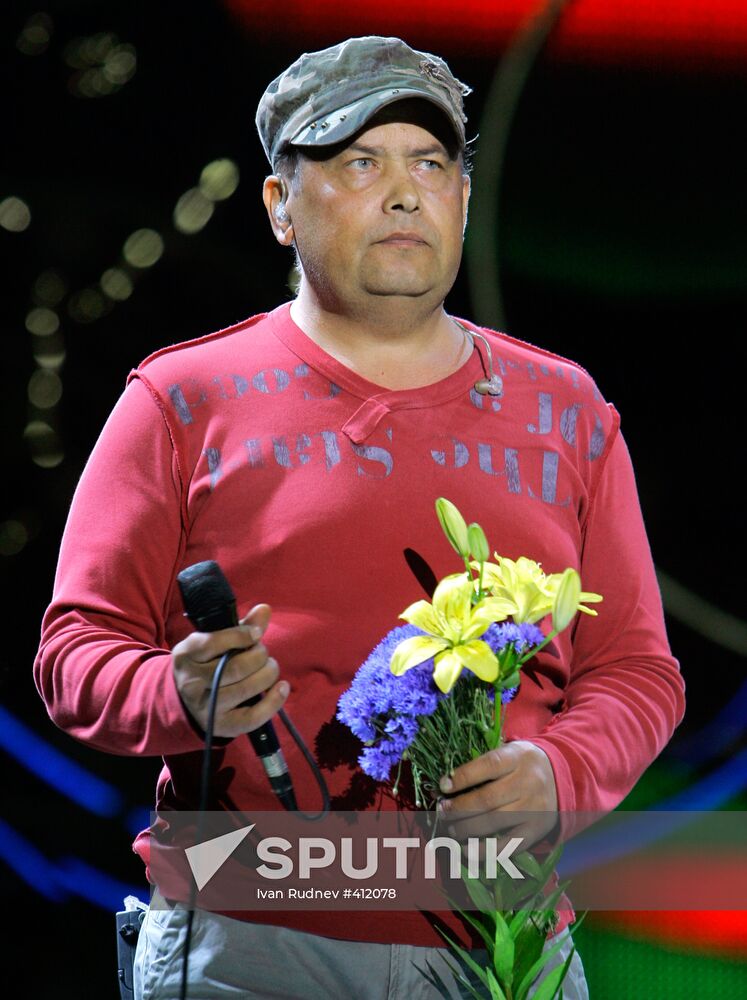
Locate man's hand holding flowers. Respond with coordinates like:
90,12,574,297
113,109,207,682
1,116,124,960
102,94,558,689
437,739,559,847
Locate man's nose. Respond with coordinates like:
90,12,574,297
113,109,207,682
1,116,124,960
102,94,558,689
383,165,420,213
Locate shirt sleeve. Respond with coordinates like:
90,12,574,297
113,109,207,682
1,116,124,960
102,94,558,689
528,427,686,815
33,375,206,756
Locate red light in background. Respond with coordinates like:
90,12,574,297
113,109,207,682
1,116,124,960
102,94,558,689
591,911,747,957
223,0,747,70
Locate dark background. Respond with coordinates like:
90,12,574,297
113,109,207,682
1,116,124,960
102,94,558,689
1,1,745,996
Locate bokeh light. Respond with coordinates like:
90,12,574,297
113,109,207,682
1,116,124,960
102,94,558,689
123,228,164,268
67,288,108,323
65,34,137,98
33,339,66,371
63,33,117,67
25,307,59,337
15,12,53,57
0,197,31,232
103,45,137,85
199,159,240,201
100,267,133,301
0,521,28,557
23,421,64,468
28,370,63,409
33,271,67,306
173,188,214,234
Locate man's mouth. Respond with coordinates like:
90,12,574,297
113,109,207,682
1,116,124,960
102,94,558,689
376,232,428,246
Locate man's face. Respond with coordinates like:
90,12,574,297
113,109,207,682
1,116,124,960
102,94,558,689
277,114,470,313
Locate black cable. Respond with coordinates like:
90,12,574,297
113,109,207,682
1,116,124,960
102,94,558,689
278,706,331,820
178,652,331,1000
179,648,231,1000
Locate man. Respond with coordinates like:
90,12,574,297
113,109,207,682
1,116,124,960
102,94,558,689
35,36,685,999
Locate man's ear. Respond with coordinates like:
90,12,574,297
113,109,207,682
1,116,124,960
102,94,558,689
262,175,294,246
462,174,471,234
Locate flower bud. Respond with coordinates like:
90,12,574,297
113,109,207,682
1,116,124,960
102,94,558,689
552,567,582,633
467,523,490,563
435,497,470,557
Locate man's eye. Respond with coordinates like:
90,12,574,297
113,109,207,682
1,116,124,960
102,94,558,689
350,158,374,169
420,160,443,170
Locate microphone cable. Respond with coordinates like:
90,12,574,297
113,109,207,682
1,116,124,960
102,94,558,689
173,565,331,1000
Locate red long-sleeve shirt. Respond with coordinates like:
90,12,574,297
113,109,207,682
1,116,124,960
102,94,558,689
34,303,685,944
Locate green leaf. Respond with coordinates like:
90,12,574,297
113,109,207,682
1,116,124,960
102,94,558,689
568,910,589,937
525,947,575,1000
486,965,509,1000
419,956,488,1000
492,913,515,985
416,959,458,1000
485,729,500,750
437,930,491,987
462,874,497,914
512,920,547,991
538,843,564,876
514,851,543,881
508,906,534,938
537,884,567,919
457,908,500,954
514,934,570,1000
502,670,520,688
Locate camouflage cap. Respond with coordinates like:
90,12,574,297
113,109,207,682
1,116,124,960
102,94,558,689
256,36,471,170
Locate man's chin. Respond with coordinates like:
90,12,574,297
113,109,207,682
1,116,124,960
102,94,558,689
361,275,438,299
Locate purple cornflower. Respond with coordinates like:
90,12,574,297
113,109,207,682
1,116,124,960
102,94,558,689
475,620,545,704
482,620,545,654
337,619,547,781
337,625,444,780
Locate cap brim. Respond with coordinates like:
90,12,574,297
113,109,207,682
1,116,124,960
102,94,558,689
288,87,464,151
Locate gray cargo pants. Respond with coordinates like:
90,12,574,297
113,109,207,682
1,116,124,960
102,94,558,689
133,897,589,999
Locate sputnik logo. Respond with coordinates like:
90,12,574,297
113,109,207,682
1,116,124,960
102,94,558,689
185,823,255,890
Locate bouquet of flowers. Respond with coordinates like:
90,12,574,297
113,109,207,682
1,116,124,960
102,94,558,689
337,498,602,999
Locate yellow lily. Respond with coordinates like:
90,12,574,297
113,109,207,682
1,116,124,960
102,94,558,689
479,556,555,624
390,573,517,693
552,567,582,632
545,568,602,625
480,555,603,625
435,497,470,558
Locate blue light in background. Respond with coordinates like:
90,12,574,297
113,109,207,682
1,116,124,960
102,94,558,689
0,705,123,817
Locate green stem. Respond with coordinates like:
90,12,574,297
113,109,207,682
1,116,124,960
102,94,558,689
517,627,559,665
493,680,503,747
392,758,404,797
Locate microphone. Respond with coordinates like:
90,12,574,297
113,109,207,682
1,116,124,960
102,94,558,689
176,560,297,810
454,320,504,397
469,330,504,397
